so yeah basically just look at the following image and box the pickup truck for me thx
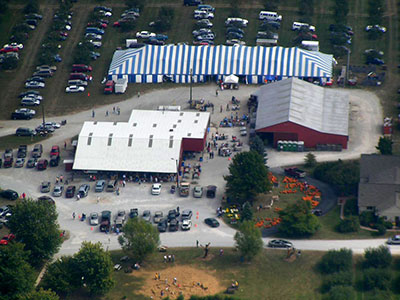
[100,210,111,232]
[284,167,306,178]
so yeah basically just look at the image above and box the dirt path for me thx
[44,7,90,114]
[0,5,55,115]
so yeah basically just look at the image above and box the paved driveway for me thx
[0,84,384,255]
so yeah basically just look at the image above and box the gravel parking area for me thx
[0,84,382,255]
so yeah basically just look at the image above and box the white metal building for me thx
[73,110,210,173]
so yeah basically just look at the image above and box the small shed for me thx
[223,74,239,90]
[63,159,74,172]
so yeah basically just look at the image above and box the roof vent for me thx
[128,134,133,147]
[180,112,184,116]
[87,132,93,145]
[178,119,182,123]
[148,135,153,148]
[194,120,198,123]
[93,121,97,125]
[113,122,117,125]
[173,124,177,128]
[187,133,192,137]
[133,123,137,127]
[196,112,200,117]
[169,129,173,132]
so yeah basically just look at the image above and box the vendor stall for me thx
[223,74,239,90]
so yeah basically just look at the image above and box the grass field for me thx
[0,133,52,151]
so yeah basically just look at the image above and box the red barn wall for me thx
[256,121,348,149]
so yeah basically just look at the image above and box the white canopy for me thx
[223,74,239,84]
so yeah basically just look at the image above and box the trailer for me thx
[115,77,128,94]
[126,39,138,48]
[301,40,319,51]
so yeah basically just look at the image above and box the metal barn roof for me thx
[255,78,349,136]
[73,110,210,173]
[108,45,333,78]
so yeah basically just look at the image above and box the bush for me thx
[376,224,386,235]
[343,198,358,216]
[336,216,359,233]
[323,285,354,300]
[364,246,392,268]
[361,268,391,291]
[321,271,352,293]
[304,152,317,168]
[359,211,376,227]
[318,248,353,274]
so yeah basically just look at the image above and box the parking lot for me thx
[0,82,383,255]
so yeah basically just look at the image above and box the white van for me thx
[292,21,315,32]
[259,11,282,21]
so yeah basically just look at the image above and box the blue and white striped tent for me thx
[108,45,333,84]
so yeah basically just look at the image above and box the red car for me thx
[0,234,15,245]
[0,46,19,53]
[104,80,115,94]
[37,159,48,170]
[50,145,60,156]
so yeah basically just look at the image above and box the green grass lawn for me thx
[67,248,326,300]
[0,133,52,151]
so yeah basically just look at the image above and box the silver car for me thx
[142,210,151,222]
[52,185,64,197]
[89,212,99,225]
[387,235,400,245]
[193,186,203,198]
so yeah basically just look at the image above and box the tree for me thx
[41,256,76,296]
[7,199,62,265]
[361,268,391,291]
[304,152,317,168]
[335,216,359,233]
[321,271,352,293]
[249,135,265,158]
[318,248,353,274]
[323,285,354,300]
[118,217,160,263]
[224,151,271,205]
[22,288,59,300]
[0,242,36,300]
[278,200,320,237]
[24,0,39,14]
[234,220,263,261]
[73,242,114,295]
[363,246,392,268]
[241,202,253,222]
[376,136,393,155]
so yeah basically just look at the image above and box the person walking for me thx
[92,110,95,118]
[117,107,121,115]
[105,110,109,116]
[216,89,219,96]
[196,240,199,248]
[72,212,76,220]
[220,105,223,113]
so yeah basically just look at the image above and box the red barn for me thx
[254,78,349,149]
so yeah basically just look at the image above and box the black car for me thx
[49,155,60,167]
[26,158,37,168]
[37,196,55,205]
[168,209,179,222]
[19,90,40,98]
[157,218,168,232]
[11,112,33,120]
[0,189,19,200]
[204,217,219,227]
[65,186,76,198]
[169,218,179,231]
[129,208,139,218]
[268,239,293,248]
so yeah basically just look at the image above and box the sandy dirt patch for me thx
[134,265,226,299]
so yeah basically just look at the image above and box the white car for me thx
[65,24,71,31]
[181,219,192,230]
[4,43,23,50]
[194,10,214,19]
[15,108,36,116]
[25,81,45,88]
[98,10,112,17]
[89,212,99,225]
[225,18,248,27]
[88,40,102,48]
[45,121,61,129]
[151,183,161,195]
[21,98,40,106]
[365,25,386,33]
[65,85,85,93]
[136,31,156,39]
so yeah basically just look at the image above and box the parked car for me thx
[0,205,11,217]
[78,184,90,198]
[136,31,156,38]
[49,155,60,167]
[37,195,55,205]
[65,186,76,198]
[365,25,386,33]
[50,146,60,157]
[192,28,213,36]
[33,69,53,77]
[157,218,168,232]
[153,211,163,223]
[26,158,37,168]
[104,80,115,94]
[204,217,219,227]
[193,186,203,198]
[142,210,151,222]
[225,18,248,27]
[19,90,40,98]
[65,85,85,93]
[25,81,45,88]
[36,159,48,170]
[95,180,106,192]
[21,98,40,106]
[32,144,43,158]
[0,46,19,53]
[268,239,293,248]
[11,111,34,120]
[284,167,306,178]
[3,42,23,49]
[206,185,217,198]
[193,10,214,19]
[15,128,36,136]
[0,189,18,200]
[52,185,64,197]
[3,158,13,168]
[129,208,139,219]
[151,183,161,195]
[181,219,192,230]
[168,209,178,222]
[40,181,51,193]
[68,79,88,87]
[169,218,179,231]
[90,212,99,225]
[0,234,15,245]
[14,158,24,168]
[197,19,213,28]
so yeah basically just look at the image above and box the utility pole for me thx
[344,47,351,88]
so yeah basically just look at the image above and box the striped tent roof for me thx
[108,45,333,78]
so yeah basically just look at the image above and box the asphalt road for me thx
[0,84,387,256]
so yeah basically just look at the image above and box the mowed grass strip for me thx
[0,133,52,151]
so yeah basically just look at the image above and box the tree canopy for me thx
[22,288,59,300]
[234,220,263,261]
[73,242,115,295]
[0,242,36,300]
[376,136,393,155]
[41,256,76,296]
[118,217,160,263]
[224,151,271,205]
[278,200,320,237]
[7,199,62,265]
